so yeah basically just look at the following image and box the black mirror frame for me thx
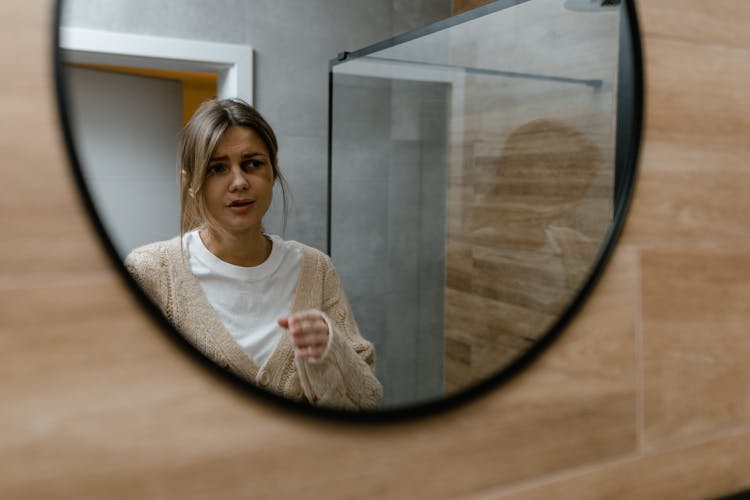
[53,0,644,423]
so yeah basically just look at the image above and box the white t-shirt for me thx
[183,230,301,368]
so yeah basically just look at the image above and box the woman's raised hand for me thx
[277,310,330,360]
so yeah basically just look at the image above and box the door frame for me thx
[59,27,253,103]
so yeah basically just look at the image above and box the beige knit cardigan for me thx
[124,237,383,410]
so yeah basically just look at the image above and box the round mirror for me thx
[54,0,642,418]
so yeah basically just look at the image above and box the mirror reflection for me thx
[331,0,625,406]
[59,0,636,411]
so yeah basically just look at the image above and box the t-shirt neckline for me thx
[186,230,285,282]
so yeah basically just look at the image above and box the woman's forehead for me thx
[212,126,269,158]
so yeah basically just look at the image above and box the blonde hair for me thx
[179,98,288,234]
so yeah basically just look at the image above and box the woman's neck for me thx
[199,227,271,267]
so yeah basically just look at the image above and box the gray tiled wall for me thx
[331,75,449,407]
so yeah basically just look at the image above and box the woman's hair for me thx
[178,98,288,234]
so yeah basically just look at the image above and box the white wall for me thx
[67,66,183,258]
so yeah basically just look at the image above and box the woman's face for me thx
[202,126,275,237]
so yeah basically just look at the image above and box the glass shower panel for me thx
[330,74,450,407]
[329,0,620,409]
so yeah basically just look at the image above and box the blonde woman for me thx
[125,98,382,410]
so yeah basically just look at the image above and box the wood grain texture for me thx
[443,3,619,389]
[624,37,750,245]
[638,0,750,49]
[463,429,750,500]
[0,0,749,498]
[642,243,750,448]
[0,0,111,285]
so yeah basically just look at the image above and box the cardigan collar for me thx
[159,236,317,386]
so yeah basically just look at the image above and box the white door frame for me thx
[59,27,253,103]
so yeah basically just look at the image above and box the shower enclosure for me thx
[328,0,622,408]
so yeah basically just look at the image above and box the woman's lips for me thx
[227,200,254,212]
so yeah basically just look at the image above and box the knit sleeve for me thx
[294,255,383,410]
[124,244,172,321]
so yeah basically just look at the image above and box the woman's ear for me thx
[181,170,195,198]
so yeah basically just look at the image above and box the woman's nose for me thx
[229,166,249,190]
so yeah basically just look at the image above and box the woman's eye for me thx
[207,164,225,175]
[243,160,264,170]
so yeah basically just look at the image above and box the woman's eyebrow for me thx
[209,151,267,162]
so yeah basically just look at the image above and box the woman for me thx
[125,98,382,410]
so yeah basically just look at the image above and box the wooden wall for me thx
[443,2,618,392]
[1,1,748,498]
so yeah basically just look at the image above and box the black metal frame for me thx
[335,0,531,65]
[54,0,644,423]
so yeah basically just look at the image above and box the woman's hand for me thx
[277,310,330,360]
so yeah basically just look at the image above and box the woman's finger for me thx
[295,332,326,349]
[281,310,329,358]
[289,318,326,338]
[292,333,328,358]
